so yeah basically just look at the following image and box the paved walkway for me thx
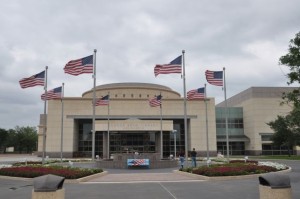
[82,160,209,183]
[87,172,200,183]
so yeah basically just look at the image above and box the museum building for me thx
[38,82,217,158]
[37,83,299,158]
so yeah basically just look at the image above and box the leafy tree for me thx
[268,31,300,155]
[279,31,300,106]
[0,128,8,153]
[0,126,37,153]
[14,126,37,153]
[267,115,300,156]
[5,129,17,150]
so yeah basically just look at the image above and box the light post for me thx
[171,130,177,159]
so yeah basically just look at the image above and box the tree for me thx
[0,128,8,153]
[279,31,300,106]
[267,115,300,156]
[0,126,37,153]
[267,31,300,155]
[5,129,16,149]
[14,126,38,153]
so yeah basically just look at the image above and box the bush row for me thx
[180,162,283,177]
[0,165,102,179]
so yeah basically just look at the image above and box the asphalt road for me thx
[0,155,299,199]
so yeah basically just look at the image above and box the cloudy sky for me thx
[1,0,300,129]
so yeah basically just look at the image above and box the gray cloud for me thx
[0,0,299,129]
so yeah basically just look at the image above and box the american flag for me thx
[149,95,162,107]
[64,55,93,76]
[95,95,109,106]
[154,55,182,77]
[128,159,149,166]
[19,71,45,89]
[205,70,223,86]
[187,87,205,100]
[41,86,62,101]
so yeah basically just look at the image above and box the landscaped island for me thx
[0,160,102,179]
[180,160,288,177]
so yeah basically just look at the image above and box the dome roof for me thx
[82,82,181,99]
[95,82,172,90]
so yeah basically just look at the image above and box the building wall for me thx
[41,83,217,157]
[242,98,290,154]
[217,87,294,155]
[41,85,298,157]
[189,98,216,155]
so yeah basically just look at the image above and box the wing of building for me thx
[217,87,298,156]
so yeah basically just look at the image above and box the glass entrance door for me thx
[110,132,156,154]
[217,143,232,156]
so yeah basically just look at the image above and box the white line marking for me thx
[159,182,177,199]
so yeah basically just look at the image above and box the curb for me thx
[66,171,108,183]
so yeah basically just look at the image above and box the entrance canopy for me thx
[95,120,173,131]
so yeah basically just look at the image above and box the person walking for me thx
[191,148,197,167]
[179,150,185,169]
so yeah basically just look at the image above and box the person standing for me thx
[191,148,197,167]
[179,150,185,169]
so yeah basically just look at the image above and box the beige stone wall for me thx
[235,98,291,152]
[45,85,297,156]
[83,88,180,99]
[189,98,216,153]
[95,120,174,131]
[82,83,181,99]
[42,84,217,156]
[45,99,92,155]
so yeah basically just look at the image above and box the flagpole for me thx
[182,50,188,164]
[92,49,97,161]
[205,84,210,162]
[107,92,110,159]
[60,83,64,162]
[160,92,163,159]
[42,66,48,165]
[223,67,229,161]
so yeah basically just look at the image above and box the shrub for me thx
[0,165,102,179]
[229,160,258,164]
[188,162,279,177]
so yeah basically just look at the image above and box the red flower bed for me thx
[0,166,102,179]
[186,163,277,177]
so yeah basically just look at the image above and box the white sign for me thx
[95,120,173,131]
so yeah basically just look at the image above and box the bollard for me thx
[32,174,65,199]
[258,173,292,199]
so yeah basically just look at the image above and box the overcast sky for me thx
[1,0,300,129]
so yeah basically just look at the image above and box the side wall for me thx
[238,98,291,155]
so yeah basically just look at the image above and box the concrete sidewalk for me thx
[0,154,41,164]
[85,171,204,183]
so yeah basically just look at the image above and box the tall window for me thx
[78,120,103,157]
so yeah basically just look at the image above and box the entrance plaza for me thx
[0,154,300,199]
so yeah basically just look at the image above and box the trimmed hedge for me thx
[0,165,102,179]
[181,162,280,177]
